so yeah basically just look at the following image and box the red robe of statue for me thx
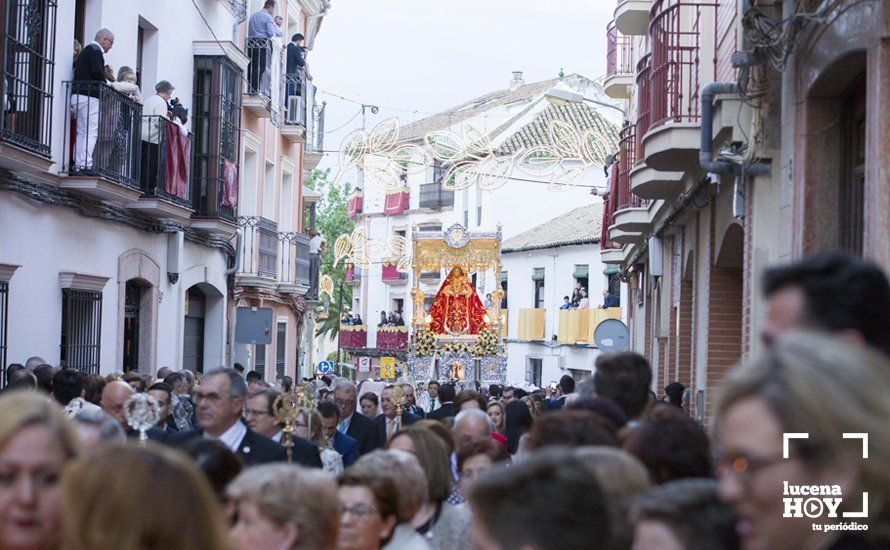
[428,266,489,336]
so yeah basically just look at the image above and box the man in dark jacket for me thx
[427,383,456,421]
[166,368,286,466]
[284,33,305,106]
[374,385,422,443]
[332,380,381,455]
[70,28,113,171]
[244,387,322,468]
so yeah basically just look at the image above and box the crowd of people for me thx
[378,311,406,327]
[559,283,620,311]
[1,253,889,549]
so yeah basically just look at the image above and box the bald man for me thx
[100,380,167,442]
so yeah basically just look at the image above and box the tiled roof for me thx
[502,203,604,253]
[494,101,620,155]
[398,78,561,142]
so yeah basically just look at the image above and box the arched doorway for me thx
[122,280,147,372]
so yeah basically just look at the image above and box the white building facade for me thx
[0,0,326,379]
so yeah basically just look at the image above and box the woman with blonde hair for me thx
[0,391,81,550]
[486,400,506,435]
[61,444,227,550]
[714,332,890,550]
[295,408,343,475]
[228,463,340,550]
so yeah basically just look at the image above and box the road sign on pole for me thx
[317,360,334,374]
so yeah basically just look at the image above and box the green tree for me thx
[306,168,354,339]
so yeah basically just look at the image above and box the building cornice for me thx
[59,272,110,292]
[0,264,21,283]
[192,40,250,73]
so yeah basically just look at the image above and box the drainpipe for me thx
[225,229,243,276]
[700,82,770,177]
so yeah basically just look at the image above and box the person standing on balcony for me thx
[577,289,590,310]
[285,33,306,108]
[307,228,325,300]
[601,290,620,308]
[140,80,174,191]
[71,28,114,172]
[247,0,282,96]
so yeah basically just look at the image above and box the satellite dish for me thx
[594,318,630,352]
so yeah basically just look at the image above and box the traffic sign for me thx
[317,360,335,373]
[380,357,396,379]
[594,318,630,351]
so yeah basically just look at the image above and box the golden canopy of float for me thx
[410,223,504,337]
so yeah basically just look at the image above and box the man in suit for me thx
[318,401,359,467]
[147,382,179,433]
[332,380,381,455]
[424,380,441,414]
[374,385,423,443]
[167,368,285,466]
[400,382,425,418]
[71,28,113,171]
[544,374,576,412]
[427,383,456,421]
[100,380,167,442]
[244,387,322,468]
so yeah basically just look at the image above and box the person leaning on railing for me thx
[140,80,175,189]
[70,28,114,172]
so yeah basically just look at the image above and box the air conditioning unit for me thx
[285,95,304,125]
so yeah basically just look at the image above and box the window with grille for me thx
[1,0,58,156]
[0,282,8,385]
[60,289,102,373]
[192,55,242,221]
[275,322,286,378]
[257,218,278,277]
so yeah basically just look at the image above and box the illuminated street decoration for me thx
[333,117,617,194]
[332,226,412,272]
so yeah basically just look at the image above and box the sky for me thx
[309,0,615,170]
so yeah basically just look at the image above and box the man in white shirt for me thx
[307,228,325,300]
[140,80,174,190]
[167,368,285,466]
[70,28,114,171]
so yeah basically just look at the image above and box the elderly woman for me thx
[337,470,400,550]
[228,463,340,550]
[387,427,472,550]
[457,436,510,495]
[0,391,81,550]
[347,449,431,549]
[714,332,890,550]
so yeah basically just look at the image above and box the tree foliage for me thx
[306,168,354,339]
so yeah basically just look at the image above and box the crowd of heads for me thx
[1,252,889,549]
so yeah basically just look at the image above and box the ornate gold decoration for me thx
[333,226,412,273]
[272,389,302,464]
[319,275,334,300]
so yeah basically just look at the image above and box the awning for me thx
[573,264,589,279]
[531,268,545,281]
[603,265,620,276]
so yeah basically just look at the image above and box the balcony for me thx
[339,325,368,349]
[589,307,623,342]
[377,326,409,350]
[126,115,193,223]
[60,82,142,202]
[601,247,627,265]
[382,263,408,285]
[419,182,454,209]
[0,1,57,176]
[634,54,651,167]
[384,186,410,216]
[278,232,311,295]
[642,0,717,172]
[344,264,362,286]
[236,216,310,293]
[244,37,275,118]
[347,190,363,219]
[604,21,635,99]
[281,72,313,143]
[517,308,545,341]
[557,310,590,344]
[630,162,684,200]
[615,0,652,35]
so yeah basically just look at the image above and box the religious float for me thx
[405,223,507,386]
